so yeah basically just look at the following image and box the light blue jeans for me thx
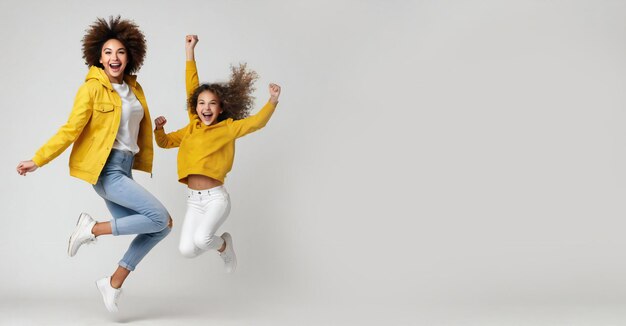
[93,149,171,271]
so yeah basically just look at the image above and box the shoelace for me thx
[82,237,97,246]
[114,289,121,301]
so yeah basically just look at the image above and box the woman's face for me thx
[196,90,223,126]
[99,39,128,84]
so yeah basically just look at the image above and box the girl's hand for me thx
[269,83,281,104]
[16,160,38,176]
[154,116,167,130]
[186,35,199,50]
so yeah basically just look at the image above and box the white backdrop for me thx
[3,0,626,323]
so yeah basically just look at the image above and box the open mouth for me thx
[202,112,213,120]
[110,63,122,72]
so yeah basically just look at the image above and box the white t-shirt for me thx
[111,82,144,154]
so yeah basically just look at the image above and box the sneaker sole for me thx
[67,213,90,257]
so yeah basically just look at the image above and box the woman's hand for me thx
[154,116,167,130]
[185,35,199,61]
[16,160,38,176]
[269,83,281,104]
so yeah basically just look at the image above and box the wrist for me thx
[185,49,195,61]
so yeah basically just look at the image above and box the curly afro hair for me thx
[82,16,146,75]
[188,63,259,121]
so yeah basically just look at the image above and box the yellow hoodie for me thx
[32,66,154,184]
[154,61,276,184]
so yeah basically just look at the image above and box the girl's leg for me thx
[179,198,204,258]
[192,192,231,252]
[179,189,231,257]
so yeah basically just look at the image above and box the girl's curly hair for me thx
[188,63,259,121]
[82,16,146,75]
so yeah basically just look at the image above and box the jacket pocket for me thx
[69,135,96,166]
[94,104,115,113]
[91,103,117,127]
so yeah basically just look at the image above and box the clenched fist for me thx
[269,83,281,104]
[154,116,167,130]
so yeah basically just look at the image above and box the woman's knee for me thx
[146,223,171,241]
[150,209,170,231]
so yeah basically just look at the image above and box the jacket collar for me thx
[85,66,138,90]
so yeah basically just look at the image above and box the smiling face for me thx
[196,90,223,125]
[99,39,128,84]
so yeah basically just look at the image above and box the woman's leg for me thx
[96,172,170,235]
[95,181,171,269]
[93,165,171,283]
[98,199,171,287]
[88,193,167,287]
[90,197,135,236]
[118,226,171,272]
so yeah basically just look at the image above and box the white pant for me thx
[179,186,231,258]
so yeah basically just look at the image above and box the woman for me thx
[15,16,171,313]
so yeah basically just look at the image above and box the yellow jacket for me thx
[32,66,154,184]
[154,61,276,184]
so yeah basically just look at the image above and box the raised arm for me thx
[154,116,187,148]
[229,83,281,138]
[185,35,200,122]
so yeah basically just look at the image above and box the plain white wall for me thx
[3,0,626,309]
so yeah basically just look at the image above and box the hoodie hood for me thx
[85,66,138,90]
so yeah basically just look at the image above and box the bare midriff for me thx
[187,174,223,190]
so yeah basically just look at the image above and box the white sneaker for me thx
[219,232,237,273]
[96,276,121,313]
[67,212,96,257]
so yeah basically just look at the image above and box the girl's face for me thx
[99,39,128,84]
[196,90,223,125]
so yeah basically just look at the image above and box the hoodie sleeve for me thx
[155,125,188,148]
[32,83,94,167]
[186,60,200,122]
[227,101,277,139]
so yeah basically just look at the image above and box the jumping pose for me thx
[16,16,172,312]
[153,35,281,272]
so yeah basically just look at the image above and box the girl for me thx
[153,35,281,272]
[16,16,172,312]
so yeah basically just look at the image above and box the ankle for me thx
[109,278,122,289]
[218,241,226,253]
[91,223,98,237]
